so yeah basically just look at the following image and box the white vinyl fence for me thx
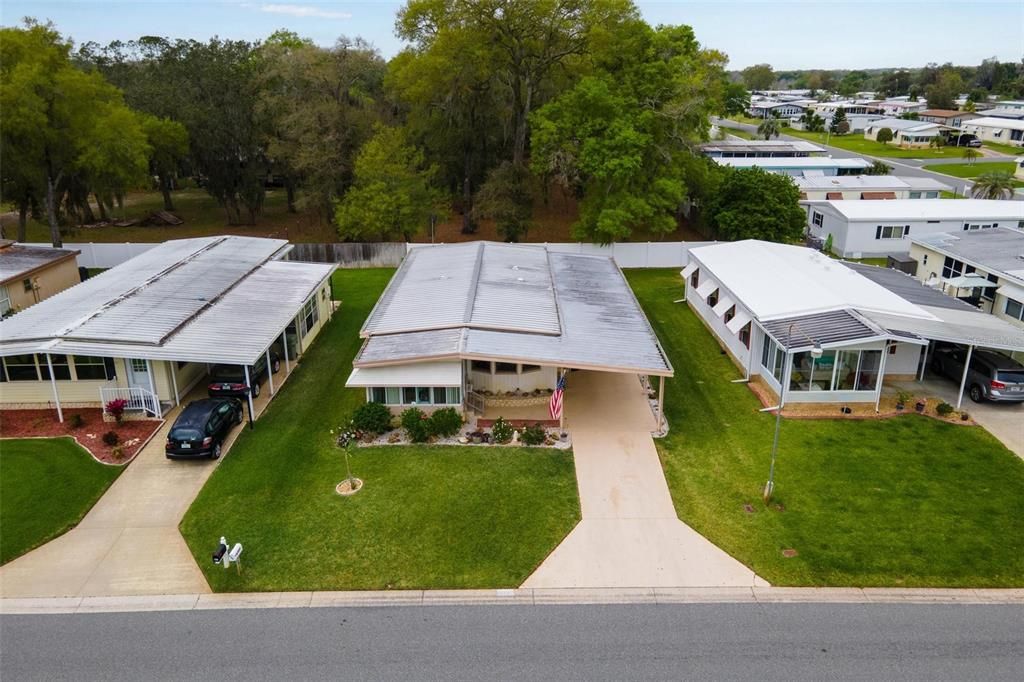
[29,240,714,270]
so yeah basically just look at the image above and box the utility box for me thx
[886,254,917,276]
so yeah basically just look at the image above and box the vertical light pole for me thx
[764,323,822,504]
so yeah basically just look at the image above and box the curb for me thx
[3,586,1023,615]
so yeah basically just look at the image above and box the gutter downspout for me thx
[244,365,255,429]
[46,353,63,423]
[956,345,974,410]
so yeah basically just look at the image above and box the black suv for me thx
[931,345,1024,403]
[207,350,281,399]
[166,398,243,459]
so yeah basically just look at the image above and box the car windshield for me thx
[169,427,203,441]
[210,365,245,381]
[996,370,1024,384]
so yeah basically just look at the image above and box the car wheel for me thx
[234,410,243,425]
[272,359,281,374]
[252,383,261,398]
[211,443,222,460]
[969,384,984,403]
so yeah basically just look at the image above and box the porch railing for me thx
[99,386,160,417]
[465,390,486,414]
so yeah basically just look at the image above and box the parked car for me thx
[947,133,981,147]
[931,345,1024,403]
[165,398,243,459]
[207,350,281,398]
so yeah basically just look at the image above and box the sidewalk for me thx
[3,586,1022,615]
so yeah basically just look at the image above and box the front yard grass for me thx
[179,268,580,591]
[0,438,122,564]
[627,268,1024,587]
[982,141,1024,156]
[784,128,968,159]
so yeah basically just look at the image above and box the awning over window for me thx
[726,309,752,334]
[712,294,734,317]
[826,191,843,199]
[346,361,462,388]
[996,281,1024,302]
[861,191,897,199]
[681,262,698,279]
[696,279,717,298]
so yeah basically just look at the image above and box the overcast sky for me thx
[3,1,1021,70]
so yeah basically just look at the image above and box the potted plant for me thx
[895,390,913,411]
[915,399,926,413]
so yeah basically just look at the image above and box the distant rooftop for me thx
[714,157,872,170]
[819,199,1024,221]
[866,117,942,132]
[795,175,949,192]
[964,117,1024,131]
[912,228,1024,281]
[0,242,80,285]
[701,139,825,155]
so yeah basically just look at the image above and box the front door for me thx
[125,359,157,414]
[127,358,150,389]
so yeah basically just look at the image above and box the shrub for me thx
[491,417,513,444]
[111,445,125,461]
[896,391,913,405]
[936,402,954,417]
[428,407,463,438]
[102,430,120,446]
[876,127,893,145]
[68,413,85,429]
[105,398,128,423]
[520,423,546,446]
[400,407,430,443]
[352,402,393,435]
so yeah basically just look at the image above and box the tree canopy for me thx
[707,167,806,243]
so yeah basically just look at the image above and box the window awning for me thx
[726,309,752,334]
[346,361,462,388]
[826,191,843,199]
[996,281,1024,302]
[696,280,717,298]
[943,273,992,289]
[712,294,734,317]
[681,262,698,279]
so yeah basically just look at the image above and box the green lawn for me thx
[785,128,969,159]
[0,438,123,564]
[179,268,580,592]
[921,161,1024,188]
[627,269,1024,587]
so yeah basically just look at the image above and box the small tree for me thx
[865,160,892,175]
[105,398,128,424]
[823,233,834,255]
[835,120,850,135]
[829,107,848,135]
[928,135,946,149]
[472,162,534,242]
[876,127,894,145]
[970,171,1015,199]
[708,167,806,243]
[962,147,980,165]
[757,113,782,140]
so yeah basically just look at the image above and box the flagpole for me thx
[558,368,565,433]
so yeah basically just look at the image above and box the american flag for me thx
[549,372,566,420]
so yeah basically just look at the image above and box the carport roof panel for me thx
[843,262,982,312]
[863,305,1024,353]
[760,309,892,350]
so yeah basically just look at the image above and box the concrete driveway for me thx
[523,371,767,589]
[0,375,287,598]
[890,375,1024,459]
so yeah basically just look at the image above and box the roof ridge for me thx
[462,241,485,325]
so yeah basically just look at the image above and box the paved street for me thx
[3,603,1022,680]
[523,371,765,589]
[713,118,1023,199]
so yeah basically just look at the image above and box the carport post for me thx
[45,353,64,423]
[956,344,974,410]
[145,359,159,417]
[657,376,665,432]
[266,348,275,396]
[244,365,256,429]
[282,333,291,374]
[918,342,931,382]
[874,342,890,413]
[170,364,180,406]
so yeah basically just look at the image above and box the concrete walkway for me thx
[523,372,767,589]
[0,375,286,599]
[890,375,1023,459]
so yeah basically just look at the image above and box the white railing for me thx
[465,391,486,415]
[99,386,160,417]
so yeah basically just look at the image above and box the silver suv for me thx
[931,345,1024,403]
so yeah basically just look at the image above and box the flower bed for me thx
[0,408,163,464]
[352,422,571,449]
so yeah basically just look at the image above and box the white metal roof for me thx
[863,305,1024,353]
[714,157,872,170]
[866,117,941,132]
[688,240,935,321]
[355,242,672,376]
[346,362,462,387]
[795,175,949,192]
[911,228,1024,281]
[963,116,1024,131]
[819,199,1024,221]
[0,237,335,365]
[0,243,80,285]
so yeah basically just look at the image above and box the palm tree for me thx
[758,113,781,140]
[970,170,1016,199]
[962,147,980,164]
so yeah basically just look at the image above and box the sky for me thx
[2,1,1022,71]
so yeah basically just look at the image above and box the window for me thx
[0,286,10,318]
[875,224,909,240]
[22,278,32,292]
[299,297,319,337]
[386,387,401,404]
[73,355,114,381]
[707,288,719,308]
[403,387,418,404]
[689,268,699,289]
[724,305,736,324]
[812,211,823,227]
[738,322,751,349]
[925,191,939,199]
[520,364,541,373]
[942,256,964,280]
[416,387,431,403]
[760,336,785,385]
[38,354,71,381]
[1005,298,1024,322]
[494,362,517,374]
[908,191,921,199]
[471,360,492,373]
[3,354,39,381]
[446,387,461,404]
[922,254,928,265]
[788,348,884,393]
[980,273,999,301]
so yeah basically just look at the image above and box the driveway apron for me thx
[523,371,767,589]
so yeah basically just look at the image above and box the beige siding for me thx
[297,282,333,351]
[0,378,108,406]
[4,258,81,314]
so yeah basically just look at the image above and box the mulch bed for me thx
[0,408,163,464]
